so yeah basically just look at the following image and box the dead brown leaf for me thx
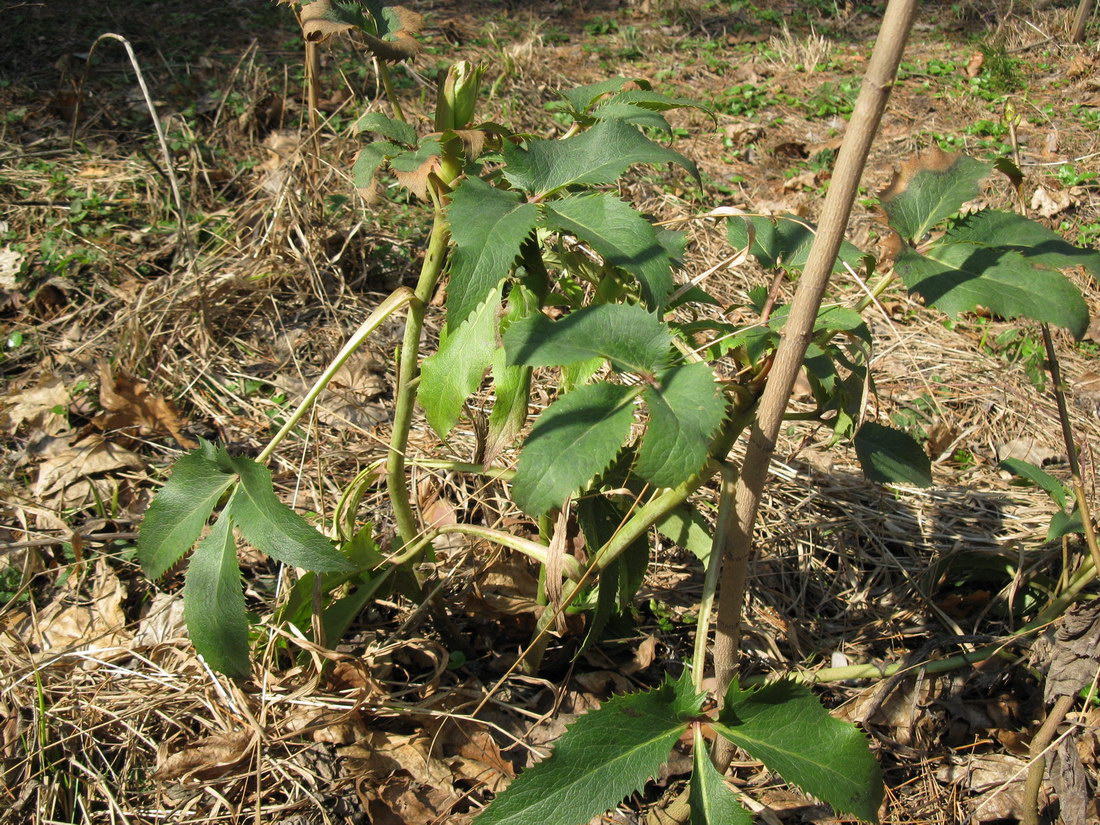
[964,51,984,78]
[0,376,70,436]
[155,730,255,782]
[1030,186,1075,218]
[26,560,131,662]
[32,433,144,501]
[94,361,196,448]
[994,437,1063,467]
[300,0,423,62]
[1040,599,1100,702]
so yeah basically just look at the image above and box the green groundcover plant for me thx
[136,3,1100,821]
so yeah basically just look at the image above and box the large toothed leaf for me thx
[689,727,752,825]
[502,119,698,197]
[727,215,865,274]
[853,421,932,487]
[183,508,249,678]
[590,102,673,135]
[544,194,676,308]
[636,362,726,489]
[895,243,1089,337]
[420,284,502,438]
[879,148,992,243]
[228,455,354,572]
[715,680,883,823]
[504,302,672,374]
[511,383,636,516]
[447,175,539,329]
[138,443,237,580]
[476,673,703,825]
[942,209,1100,278]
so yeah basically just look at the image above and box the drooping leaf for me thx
[352,140,401,192]
[544,194,676,308]
[559,78,647,114]
[511,383,636,516]
[182,509,249,678]
[689,726,752,825]
[420,284,502,438]
[999,457,1070,509]
[636,363,726,489]
[476,673,703,825]
[352,112,417,146]
[941,209,1100,278]
[1048,508,1085,541]
[853,421,932,488]
[727,215,865,274]
[502,119,698,197]
[715,679,883,823]
[895,243,1089,337]
[138,444,237,579]
[228,455,355,571]
[300,0,423,60]
[879,148,992,243]
[656,504,714,563]
[447,176,539,329]
[504,302,672,375]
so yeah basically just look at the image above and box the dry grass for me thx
[2,0,1100,822]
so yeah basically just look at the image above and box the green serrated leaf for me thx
[182,509,249,678]
[945,209,1100,278]
[636,363,726,489]
[447,176,539,329]
[486,287,538,460]
[352,112,417,146]
[504,303,672,375]
[544,194,676,308]
[511,383,637,516]
[228,456,354,572]
[999,457,1070,509]
[420,284,502,438]
[853,421,932,487]
[590,102,673,135]
[612,89,707,113]
[352,140,401,190]
[715,680,883,823]
[727,215,865,274]
[477,674,702,825]
[1048,507,1085,541]
[560,78,646,113]
[503,119,698,197]
[690,727,752,825]
[880,150,992,243]
[138,447,237,580]
[895,243,1089,337]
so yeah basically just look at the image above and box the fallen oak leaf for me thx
[95,361,197,448]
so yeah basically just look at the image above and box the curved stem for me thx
[386,211,451,550]
[377,60,406,123]
[258,288,417,464]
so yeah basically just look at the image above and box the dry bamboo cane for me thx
[708,0,919,772]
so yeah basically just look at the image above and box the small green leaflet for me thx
[447,176,539,329]
[635,363,727,489]
[352,140,401,190]
[689,727,752,825]
[853,421,932,488]
[182,507,249,678]
[727,215,865,274]
[420,283,502,438]
[544,193,676,309]
[559,77,647,114]
[138,443,236,579]
[895,243,1089,337]
[511,383,636,516]
[502,119,698,197]
[715,679,883,823]
[476,673,703,825]
[228,455,354,572]
[485,285,539,461]
[504,302,672,375]
[880,150,992,244]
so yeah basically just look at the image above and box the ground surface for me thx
[2,1,1100,823]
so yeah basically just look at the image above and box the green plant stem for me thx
[377,60,406,123]
[1023,692,1077,825]
[388,524,584,580]
[1040,323,1100,576]
[258,287,417,465]
[692,463,738,691]
[386,210,452,552]
[709,0,918,771]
